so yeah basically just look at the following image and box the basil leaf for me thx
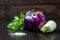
[7,12,25,31]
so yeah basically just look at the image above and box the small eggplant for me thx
[41,20,57,33]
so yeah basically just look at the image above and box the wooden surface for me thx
[0,0,60,19]
[0,19,60,40]
[0,0,60,5]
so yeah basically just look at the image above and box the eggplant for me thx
[25,10,46,31]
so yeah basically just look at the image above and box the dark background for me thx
[0,0,60,19]
[0,0,60,40]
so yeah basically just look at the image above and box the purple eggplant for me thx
[25,10,46,31]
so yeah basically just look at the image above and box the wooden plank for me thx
[0,12,5,18]
[3,5,59,19]
[9,5,57,13]
[0,0,60,5]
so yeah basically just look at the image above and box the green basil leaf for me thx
[7,12,25,31]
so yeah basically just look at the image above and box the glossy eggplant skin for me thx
[24,11,46,31]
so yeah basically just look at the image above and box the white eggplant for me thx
[41,20,57,33]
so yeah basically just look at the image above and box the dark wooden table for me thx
[0,19,60,40]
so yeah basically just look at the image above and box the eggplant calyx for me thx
[26,10,34,16]
[41,26,50,33]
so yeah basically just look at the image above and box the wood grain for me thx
[0,0,60,19]
[0,0,60,5]
[3,5,60,19]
